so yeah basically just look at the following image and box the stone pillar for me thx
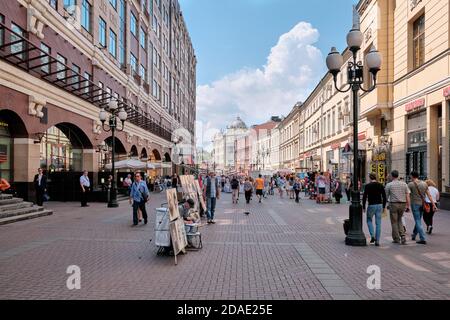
[428,105,439,184]
[442,99,449,191]
[13,138,40,201]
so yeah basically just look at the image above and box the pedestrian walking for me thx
[385,170,410,245]
[408,172,437,244]
[80,170,91,207]
[316,172,327,203]
[293,178,301,203]
[244,178,253,204]
[172,174,179,190]
[345,176,352,203]
[231,176,239,204]
[254,174,265,203]
[123,174,133,196]
[204,172,220,224]
[333,178,343,204]
[129,172,149,226]
[33,168,47,207]
[424,179,439,234]
[363,173,387,246]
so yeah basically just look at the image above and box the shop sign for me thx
[331,143,340,150]
[371,164,377,174]
[372,152,386,162]
[444,86,450,99]
[0,121,8,127]
[405,98,425,113]
[0,145,7,163]
[378,164,386,184]
[358,133,366,141]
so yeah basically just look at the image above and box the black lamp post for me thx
[99,100,127,208]
[326,18,382,246]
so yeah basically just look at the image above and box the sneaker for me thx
[370,237,376,244]
[211,220,216,224]
[401,238,407,245]
[375,242,380,247]
[429,226,433,235]
[392,240,400,244]
[416,240,427,245]
[411,234,416,241]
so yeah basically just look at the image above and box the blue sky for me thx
[178,0,357,148]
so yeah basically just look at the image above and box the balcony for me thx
[0,23,171,141]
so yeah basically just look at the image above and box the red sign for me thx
[358,133,366,141]
[331,143,340,150]
[444,86,450,99]
[405,98,425,112]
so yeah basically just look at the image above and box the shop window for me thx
[40,126,83,172]
[0,119,12,181]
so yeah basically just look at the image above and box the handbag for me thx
[413,181,431,214]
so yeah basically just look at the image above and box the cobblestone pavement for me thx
[1,191,450,300]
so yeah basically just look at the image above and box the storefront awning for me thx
[105,159,156,170]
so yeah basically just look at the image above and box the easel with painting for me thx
[165,188,188,265]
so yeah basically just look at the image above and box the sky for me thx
[178,0,357,149]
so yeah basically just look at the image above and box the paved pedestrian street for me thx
[1,192,450,300]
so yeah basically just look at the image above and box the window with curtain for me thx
[412,14,425,69]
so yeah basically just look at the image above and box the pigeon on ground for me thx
[244,211,250,215]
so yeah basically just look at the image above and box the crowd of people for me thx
[24,166,443,248]
[207,168,441,247]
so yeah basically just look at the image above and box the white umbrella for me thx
[105,159,148,170]
[148,162,172,169]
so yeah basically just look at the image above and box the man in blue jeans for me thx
[203,172,220,224]
[129,172,149,226]
[407,171,437,245]
[363,173,387,247]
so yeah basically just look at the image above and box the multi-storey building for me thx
[279,103,301,171]
[299,50,355,178]
[390,0,449,192]
[0,0,196,201]
[212,117,248,174]
[249,118,280,172]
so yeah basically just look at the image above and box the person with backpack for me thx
[231,176,240,204]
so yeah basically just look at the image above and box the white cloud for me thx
[196,21,326,149]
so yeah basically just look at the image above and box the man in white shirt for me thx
[80,170,91,207]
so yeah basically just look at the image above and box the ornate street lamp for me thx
[99,100,127,208]
[326,16,382,246]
